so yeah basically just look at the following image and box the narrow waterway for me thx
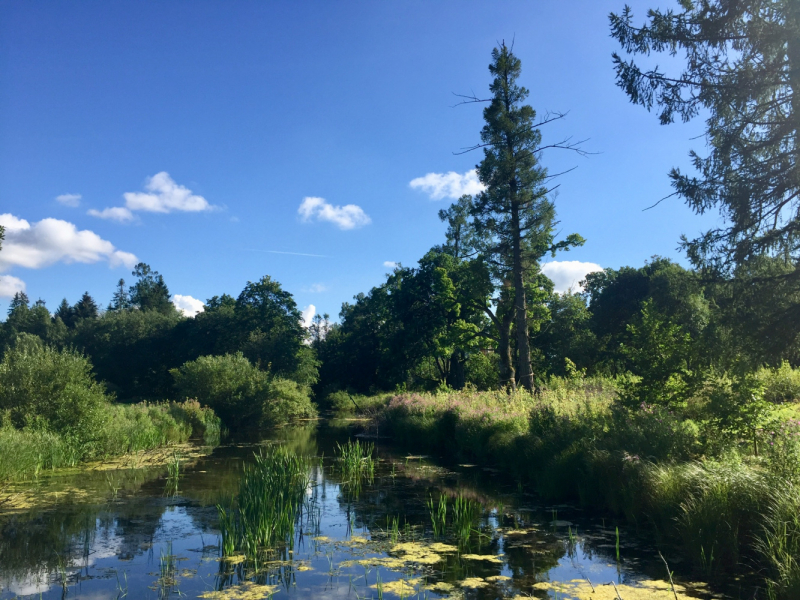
[0,422,728,599]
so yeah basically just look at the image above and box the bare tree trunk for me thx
[511,203,535,391]
[497,308,515,390]
[447,350,467,390]
[478,295,515,390]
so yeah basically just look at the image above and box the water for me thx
[0,422,728,599]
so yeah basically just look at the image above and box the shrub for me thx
[757,361,800,404]
[759,418,800,481]
[464,352,500,390]
[171,353,316,429]
[0,334,108,441]
[263,377,317,423]
[171,352,269,428]
[327,390,357,412]
[325,390,387,414]
[169,398,223,443]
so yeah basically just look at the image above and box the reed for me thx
[164,451,181,497]
[452,494,480,544]
[336,439,375,480]
[427,494,447,538]
[216,447,310,556]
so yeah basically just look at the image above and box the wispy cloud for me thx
[541,260,603,293]
[383,261,399,269]
[247,249,328,258]
[87,207,135,222]
[172,294,205,317]
[298,197,371,230]
[0,213,138,272]
[89,172,215,222]
[409,169,485,200]
[55,193,81,207]
[307,283,328,293]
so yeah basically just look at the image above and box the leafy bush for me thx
[464,352,499,390]
[169,398,222,443]
[0,334,108,441]
[263,377,317,423]
[327,390,357,412]
[171,352,316,429]
[759,418,800,481]
[757,361,800,404]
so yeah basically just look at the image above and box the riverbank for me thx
[0,399,220,484]
[339,379,800,598]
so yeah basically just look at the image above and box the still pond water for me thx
[0,422,730,600]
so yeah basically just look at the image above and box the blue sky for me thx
[0,0,716,321]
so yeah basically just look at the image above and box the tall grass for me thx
[336,439,375,480]
[425,492,480,544]
[757,484,800,599]
[428,494,447,538]
[0,400,220,483]
[217,447,310,556]
[372,380,800,598]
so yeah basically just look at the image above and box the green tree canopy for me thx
[130,263,175,314]
[611,1,800,275]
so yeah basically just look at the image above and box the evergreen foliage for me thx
[611,1,800,276]
[469,43,585,390]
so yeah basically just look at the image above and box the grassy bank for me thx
[0,399,220,483]
[346,379,800,598]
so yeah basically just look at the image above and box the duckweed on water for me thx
[371,577,422,595]
[198,582,280,599]
[461,553,504,563]
[459,577,489,588]
[390,541,447,564]
[528,579,713,600]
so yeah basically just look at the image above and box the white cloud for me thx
[87,207,135,222]
[541,260,603,293]
[409,169,486,200]
[0,274,26,298]
[298,197,371,230]
[383,261,399,269]
[56,193,81,207]
[301,304,316,328]
[172,294,205,317]
[124,172,212,213]
[0,213,138,272]
[308,283,328,293]
[89,172,214,222]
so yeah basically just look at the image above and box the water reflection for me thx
[0,423,726,599]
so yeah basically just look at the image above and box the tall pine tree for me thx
[108,278,131,311]
[73,292,99,321]
[468,44,584,390]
